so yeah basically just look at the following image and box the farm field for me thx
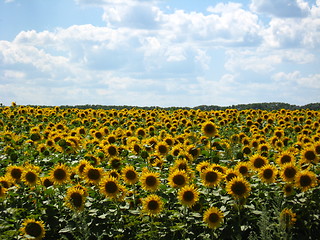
[1,104,320,239]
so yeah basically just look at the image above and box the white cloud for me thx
[250,0,309,18]
[273,71,320,89]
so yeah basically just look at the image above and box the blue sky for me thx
[0,0,319,107]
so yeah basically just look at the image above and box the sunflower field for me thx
[1,104,320,240]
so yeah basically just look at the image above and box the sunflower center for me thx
[0,180,9,188]
[78,164,86,174]
[304,151,316,161]
[105,181,118,193]
[178,163,187,171]
[243,147,251,155]
[208,213,219,223]
[125,170,136,180]
[88,169,100,180]
[147,200,159,210]
[263,169,273,179]
[26,172,37,183]
[173,175,186,186]
[146,176,157,187]
[205,171,218,183]
[253,158,265,168]
[108,136,116,144]
[54,169,67,180]
[226,173,237,182]
[183,191,194,202]
[25,222,42,237]
[239,166,248,175]
[108,146,117,156]
[11,169,22,179]
[111,159,121,169]
[284,167,296,179]
[280,155,292,164]
[231,181,246,196]
[158,145,168,154]
[204,124,216,135]
[71,192,83,208]
[43,178,53,187]
[300,175,312,187]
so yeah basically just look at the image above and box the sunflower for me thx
[0,176,12,189]
[168,169,188,188]
[280,163,298,182]
[200,168,222,187]
[142,194,163,216]
[41,176,54,188]
[65,185,87,211]
[196,161,211,173]
[173,158,189,172]
[83,165,104,185]
[22,165,40,186]
[49,163,69,185]
[295,170,317,192]
[0,185,7,198]
[250,154,268,170]
[20,219,46,240]
[203,206,224,229]
[283,183,295,197]
[300,147,318,164]
[109,157,122,170]
[140,171,160,192]
[156,141,169,155]
[224,168,239,182]
[258,164,278,184]
[100,176,123,199]
[76,159,92,176]
[276,151,295,166]
[226,176,251,199]
[122,165,139,185]
[105,144,118,157]
[6,165,23,182]
[202,121,218,137]
[280,208,296,228]
[177,184,199,207]
[185,145,200,160]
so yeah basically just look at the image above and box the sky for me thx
[0,0,320,107]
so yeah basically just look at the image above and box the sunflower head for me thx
[65,185,87,212]
[50,163,69,185]
[300,147,318,164]
[100,176,125,199]
[280,163,298,182]
[140,171,160,192]
[142,194,163,216]
[122,165,139,185]
[276,151,295,166]
[202,121,218,137]
[20,219,46,240]
[83,166,104,185]
[200,168,222,187]
[168,169,188,188]
[6,165,24,182]
[0,185,7,198]
[250,154,268,170]
[258,164,278,184]
[226,176,251,199]
[283,183,295,197]
[295,170,317,192]
[177,184,199,207]
[280,208,296,228]
[203,206,224,229]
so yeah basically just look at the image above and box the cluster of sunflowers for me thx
[0,104,319,239]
